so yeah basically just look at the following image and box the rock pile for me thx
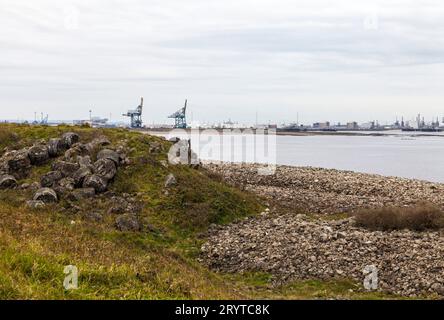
[204,162,444,214]
[106,193,144,231]
[0,132,128,206]
[201,213,444,297]
[201,162,444,297]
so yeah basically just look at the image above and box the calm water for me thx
[276,135,444,182]
[156,131,444,183]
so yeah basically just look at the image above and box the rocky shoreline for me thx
[201,162,444,298]
[204,162,444,214]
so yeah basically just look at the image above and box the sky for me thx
[1,0,444,126]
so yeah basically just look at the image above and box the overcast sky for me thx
[1,0,444,125]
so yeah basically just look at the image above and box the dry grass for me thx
[0,202,249,299]
[354,203,444,231]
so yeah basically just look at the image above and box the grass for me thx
[0,123,418,300]
[223,272,405,300]
[354,203,444,231]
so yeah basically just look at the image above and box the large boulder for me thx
[33,188,58,203]
[40,171,63,187]
[47,138,63,157]
[0,174,17,189]
[72,166,92,187]
[53,177,76,197]
[93,158,117,181]
[28,145,49,165]
[61,132,80,149]
[107,196,142,215]
[64,148,80,163]
[68,188,96,201]
[85,136,111,154]
[51,160,80,177]
[3,149,31,179]
[64,143,89,162]
[97,149,120,165]
[92,136,111,147]
[83,174,108,193]
[115,214,140,232]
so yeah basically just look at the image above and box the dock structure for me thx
[168,99,187,129]
[123,97,143,128]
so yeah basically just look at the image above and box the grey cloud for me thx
[1,0,444,125]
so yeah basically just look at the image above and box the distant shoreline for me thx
[139,128,444,138]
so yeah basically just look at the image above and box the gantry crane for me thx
[168,99,187,129]
[123,97,144,128]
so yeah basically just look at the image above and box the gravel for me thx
[201,162,444,298]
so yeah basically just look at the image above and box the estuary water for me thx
[155,130,444,183]
[276,134,444,183]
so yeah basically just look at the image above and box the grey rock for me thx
[51,160,80,177]
[77,155,92,168]
[61,132,80,148]
[159,160,168,168]
[28,145,49,165]
[29,181,40,191]
[47,138,63,157]
[68,188,96,201]
[20,183,30,189]
[120,157,131,166]
[85,141,100,154]
[41,171,63,188]
[97,149,120,165]
[57,177,76,191]
[2,149,31,179]
[26,200,46,209]
[164,173,177,188]
[83,174,108,193]
[72,166,92,187]
[0,174,17,189]
[115,214,140,232]
[33,187,58,203]
[53,178,75,198]
[107,196,142,215]
[85,211,103,222]
[64,148,80,163]
[93,158,117,181]
[64,143,89,162]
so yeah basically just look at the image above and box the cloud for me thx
[1,0,444,124]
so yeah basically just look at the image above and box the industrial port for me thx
[2,99,444,133]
